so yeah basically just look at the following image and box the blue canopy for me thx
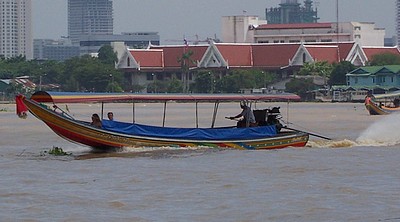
[102,120,277,140]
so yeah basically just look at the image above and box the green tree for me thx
[369,53,400,66]
[298,61,333,86]
[328,61,355,86]
[167,78,183,93]
[98,45,118,65]
[192,71,212,93]
[62,55,122,92]
[285,78,316,99]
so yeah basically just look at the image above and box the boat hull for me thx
[365,98,400,115]
[23,98,309,150]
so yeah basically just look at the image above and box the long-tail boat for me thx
[16,91,309,151]
[365,91,400,115]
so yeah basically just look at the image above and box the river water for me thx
[1,102,399,221]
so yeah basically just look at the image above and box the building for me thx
[34,39,80,61]
[222,16,385,47]
[266,0,318,24]
[79,32,160,55]
[253,22,385,46]
[397,0,400,47]
[346,65,400,91]
[68,0,113,45]
[115,42,400,92]
[221,16,267,43]
[0,0,33,59]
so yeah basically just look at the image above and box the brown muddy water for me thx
[0,102,399,221]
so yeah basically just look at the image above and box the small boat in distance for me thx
[365,91,400,115]
[17,91,309,151]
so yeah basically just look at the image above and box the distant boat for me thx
[17,91,309,151]
[365,91,400,115]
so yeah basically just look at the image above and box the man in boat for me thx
[228,101,257,128]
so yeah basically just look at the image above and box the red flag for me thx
[15,94,28,119]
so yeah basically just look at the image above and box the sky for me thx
[33,0,396,43]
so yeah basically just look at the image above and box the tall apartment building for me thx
[68,0,113,45]
[397,0,400,46]
[0,0,33,59]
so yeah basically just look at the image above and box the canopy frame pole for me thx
[132,100,135,123]
[196,101,199,128]
[162,101,167,127]
[101,102,104,120]
[286,99,290,127]
[211,101,219,128]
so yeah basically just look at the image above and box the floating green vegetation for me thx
[42,146,71,156]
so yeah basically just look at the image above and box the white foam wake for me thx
[356,113,400,146]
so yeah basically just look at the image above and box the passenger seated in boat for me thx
[91,113,102,128]
[107,112,114,121]
[228,101,257,128]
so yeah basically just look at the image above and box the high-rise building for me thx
[397,0,400,47]
[266,0,318,24]
[0,0,33,59]
[68,0,113,45]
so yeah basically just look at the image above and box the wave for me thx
[307,139,357,148]
[356,113,400,146]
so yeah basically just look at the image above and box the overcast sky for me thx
[33,0,396,43]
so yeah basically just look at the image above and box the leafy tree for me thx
[328,61,355,86]
[62,55,121,92]
[98,45,118,65]
[369,53,400,66]
[167,77,183,93]
[285,78,316,98]
[298,61,333,77]
[192,71,212,93]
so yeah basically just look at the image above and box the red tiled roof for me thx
[215,44,253,67]
[252,44,300,67]
[305,46,339,63]
[150,45,208,68]
[129,50,163,68]
[256,23,333,30]
[362,47,400,61]
[305,42,355,61]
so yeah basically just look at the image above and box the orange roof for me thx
[252,44,300,67]
[129,50,163,68]
[215,44,253,67]
[362,47,400,61]
[150,45,208,68]
[305,42,355,61]
[305,46,339,63]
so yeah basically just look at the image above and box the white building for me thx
[222,16,385,47]
[0,0,33,59]
[221,16,267,43]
